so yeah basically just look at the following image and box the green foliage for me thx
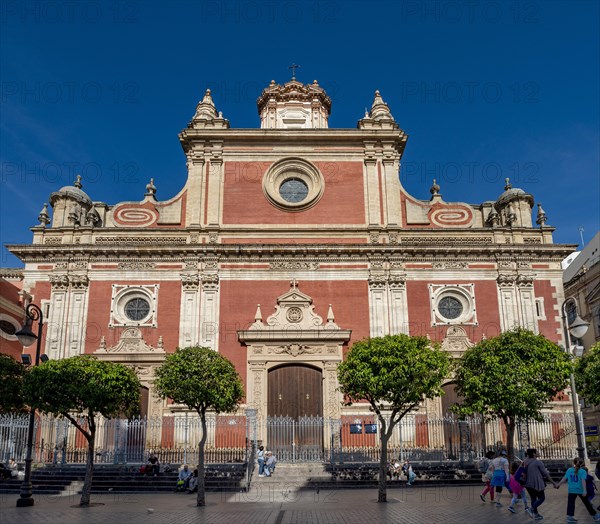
[575,342,600,406]
[453,328,572,422]
[338,334,451,420]
[0,353,26,413]
[154,346,244,415]
[23,355,142,421]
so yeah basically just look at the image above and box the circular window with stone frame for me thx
[262,158,324,211]
[430,284,477,326]
[0,314,21,341]
[111,286,157,327]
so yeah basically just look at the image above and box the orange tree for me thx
[575,341,600,406]
[0,353,26,413]
[23,355,141,506]
[453,328,572,462]
[153,346,244,507]
[337,334,450,503]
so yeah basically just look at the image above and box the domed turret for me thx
[257,78,331,129]
[48,175,94,227]
[493,178,534,228]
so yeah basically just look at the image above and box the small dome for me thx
[49,175,92,207]
[495,178,533,207]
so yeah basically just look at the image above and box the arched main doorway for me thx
[267,364,323,461]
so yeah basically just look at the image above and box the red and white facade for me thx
[5,79,575,439]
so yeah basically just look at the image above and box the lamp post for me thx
[561,301,590,461]
[14,303,45,508]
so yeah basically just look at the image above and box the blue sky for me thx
[1,0,598,267]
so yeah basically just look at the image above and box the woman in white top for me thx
[490,450,510,507]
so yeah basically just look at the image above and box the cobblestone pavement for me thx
[0,485,597,524]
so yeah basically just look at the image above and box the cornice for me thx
[0,268,24,280]
[7,241,577,263]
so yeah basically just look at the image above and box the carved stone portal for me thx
[238,281,351,443]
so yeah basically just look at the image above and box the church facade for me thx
[4,78,576,456]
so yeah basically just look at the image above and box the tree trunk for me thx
[506,417,516,465]
[378,431,389,503]
[79,425,95,506]
[196,410,208,507]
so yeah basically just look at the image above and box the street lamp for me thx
[561,300,590,461]
[14,303,46,508]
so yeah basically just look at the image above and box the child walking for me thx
[555,457,600,522]
[507,462,529,513]
[480,450,495,502]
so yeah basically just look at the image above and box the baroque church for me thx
[2,77,575,456]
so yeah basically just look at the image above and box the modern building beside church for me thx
[2,77,578,460]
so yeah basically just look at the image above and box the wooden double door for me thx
[267,365,323,461]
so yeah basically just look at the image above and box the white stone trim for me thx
[110,284,159,328]
[0,313,21,341]
[429,283,478,327]
[262,158,324,212]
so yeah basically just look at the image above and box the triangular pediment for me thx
[238,281,351,343]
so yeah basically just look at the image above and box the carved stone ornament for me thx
[401,236,492,246]
[269,344,319,356]
[181,273,200,290]
[497,274,516,288]
[369,232,380,244]
[368,271,387,289]
[208,232,218,244]
[516,274,534,287]
[202,258,219,271]
[441,326,474,358]
[55,261,68,270]
[388,232,399,245]
[50,274,69,290]
[270,260,319,270]
[388,275,406,289]
[117,261,156,270]
[44,237,63,245]
[201,273,219,290]
[69,275,89,289]
[96,327,163,354]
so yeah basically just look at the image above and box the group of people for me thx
[257,446,277,477]
[0,458,19,480]
[175,463,199,493]
[479,448,600,521]
[389,458,417,485]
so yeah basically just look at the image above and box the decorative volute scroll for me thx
[441,326,474,359]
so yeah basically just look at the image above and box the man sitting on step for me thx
[265,451,277,477]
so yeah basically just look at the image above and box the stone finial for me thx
[290,279,298,289]
[506,203,517,227]
[37,203,51,227]
[504,178,512,191]
[74,174,83,189]
[145,178,157,197]
[487,208,500,228]
[86,207,101,227]
[327,304,335,324]
[68,203,80,226]
[536,202,547,227]
[370,90,394,121]
[99,336,106,350]
[157,336,164,350]
[430,179,441,196]
[254,304,262,323]
[193,88,218,120]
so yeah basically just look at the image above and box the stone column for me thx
[65,275,89,357]
[497,274,518,331]
[184,151,205,227]
[46,274,69,360]
[179,273,200,347]
[388,273,408,335]
[199,273,220,351]
[516,274,538,333]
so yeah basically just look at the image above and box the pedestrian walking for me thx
[479,450,496,502]
[523,448,556,521]
[490,450,510,507]
[507,461,529,514]
[555,456,600,522]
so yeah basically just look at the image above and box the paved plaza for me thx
[0,485,596,524]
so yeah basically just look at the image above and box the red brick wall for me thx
[221,161,365,225]
[534,280,561,342]
[406,280,502,342]
[84,281,181,354]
